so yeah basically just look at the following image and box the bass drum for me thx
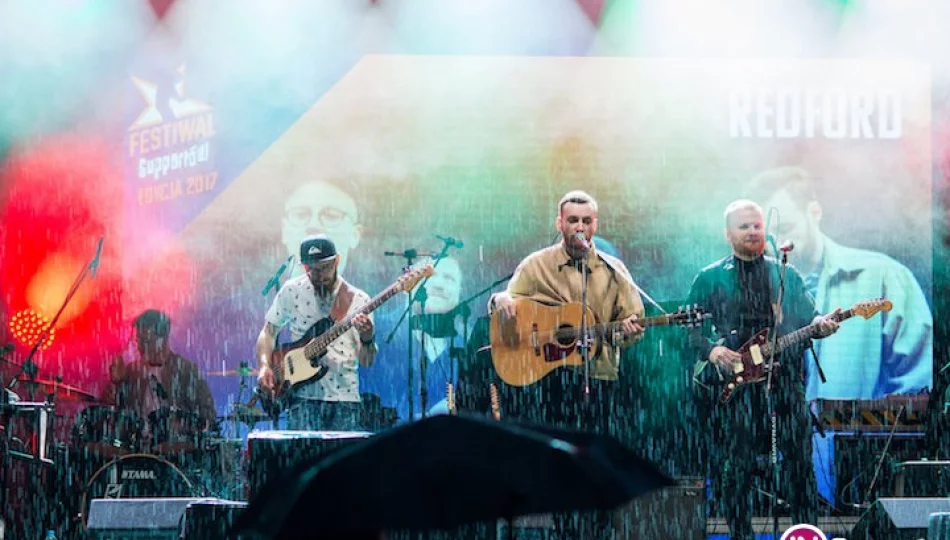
[80,453,203,530]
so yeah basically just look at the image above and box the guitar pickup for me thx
[531,323,540,356]
[749,344,764,366]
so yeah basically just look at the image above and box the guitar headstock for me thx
[396,264,435,293]
[671,303,709,327]
[852,298,893,320]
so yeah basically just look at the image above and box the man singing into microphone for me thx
[490,190,645,540]
[103,310,217,445]
[685,199,840,540]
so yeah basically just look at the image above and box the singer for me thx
[488,190,644,540]
[101,309,217,446]
[685,199,839,540]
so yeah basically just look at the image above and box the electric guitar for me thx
[490,299,708,387]
[711,298,892,404]
[258,265,432,415]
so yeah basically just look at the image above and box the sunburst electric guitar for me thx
[712,298,892,404]
[490,299,708,387]
[259,265,432,415]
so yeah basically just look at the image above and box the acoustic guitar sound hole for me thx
[555,325,575,346]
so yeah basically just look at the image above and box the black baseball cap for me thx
[300,234,338,265]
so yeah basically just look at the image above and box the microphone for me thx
[573,232,591,251]
[435,235,464,249]
[779,239,795,253]
[261,255,294,296]
[384,249,437,258]
[90,237,104,277]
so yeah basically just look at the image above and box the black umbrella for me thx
[234,414,673,539]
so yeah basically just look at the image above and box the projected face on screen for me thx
[762,189,822,268]
[281,180,362,274]
[413,257,462,315]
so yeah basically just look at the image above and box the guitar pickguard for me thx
[541,342,576,363]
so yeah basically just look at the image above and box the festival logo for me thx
[126,63,218,207]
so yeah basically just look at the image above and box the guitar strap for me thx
[330,278,357,322]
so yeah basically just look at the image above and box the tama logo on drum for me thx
[121,469,158,480]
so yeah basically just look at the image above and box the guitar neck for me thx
[305,284,401,355]
[768,308,855,356]
[596,313,681,336]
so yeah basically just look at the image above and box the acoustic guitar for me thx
[490,299,707,387]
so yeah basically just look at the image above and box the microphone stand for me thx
[259,256,295,428]
[2,240,100,532]
[261,255,295,297]
[765,248,789,540]
[384,242,456,421]
[578,250,592,403]
[416,282,430,420]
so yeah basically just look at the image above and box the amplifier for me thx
[894,460,950,497]
[614,476,706,540]
[850,498,950,540]
[86,497,205,540]
[246,430,373,500]
[181,499,248,540]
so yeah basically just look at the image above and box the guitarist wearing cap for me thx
[257,234,377,431]
[686,199,840,540]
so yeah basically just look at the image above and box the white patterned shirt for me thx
[265,275,371,402]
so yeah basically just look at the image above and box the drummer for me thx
[102,309,216,436]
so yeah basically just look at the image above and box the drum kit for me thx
[0,354,270,536]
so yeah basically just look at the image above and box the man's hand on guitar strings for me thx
[709,345,742,375]
[258,365,275,391]
[493,293,517,320]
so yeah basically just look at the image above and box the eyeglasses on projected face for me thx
[284,205,356,230]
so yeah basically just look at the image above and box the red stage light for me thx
[9,309,55,350]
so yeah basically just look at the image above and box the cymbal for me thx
[19,378,98,403]
[207,366,257,377]
[221,404,269,423]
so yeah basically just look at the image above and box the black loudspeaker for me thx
[893,460,950,497]
[246,430,373,500]
[613,477,706,540]
[849,498,950,540]
[181,499,248,540]
[86,497,205,539]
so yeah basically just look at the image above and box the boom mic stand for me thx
[385,240,459,421]
[257,255,297,428]
[2,237,102,533]
[384,247,439,421]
